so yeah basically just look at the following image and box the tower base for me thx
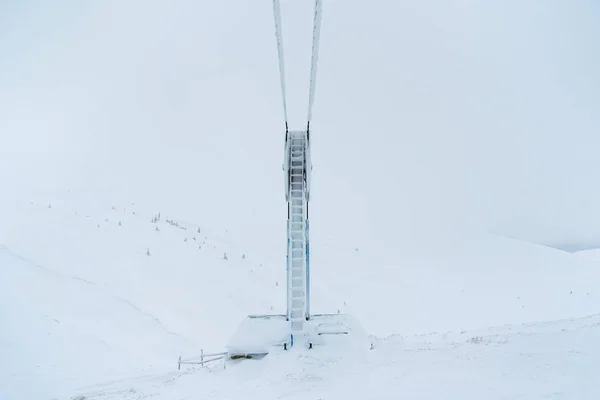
[226,313,370,359]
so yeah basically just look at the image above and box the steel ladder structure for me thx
[273,0,322,347]
[285,130,310,335]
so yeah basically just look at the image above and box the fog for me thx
[1,0,599,254]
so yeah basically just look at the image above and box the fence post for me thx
[178,355,182,371]
[201,349,204,367]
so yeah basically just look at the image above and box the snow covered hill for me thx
[75,313,600,400]
[0,244,194,399]
[0,195,285,399]
[1,193,599,399]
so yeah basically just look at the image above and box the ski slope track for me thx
[1,196,600,399]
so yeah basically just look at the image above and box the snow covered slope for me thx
[0,196,284,399]
[0,244,194,399]
[573,248,600,263]
[75,314,600,400]
[1,193,600,399]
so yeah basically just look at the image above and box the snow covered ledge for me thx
[226,313,372,359]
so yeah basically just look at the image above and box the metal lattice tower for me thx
[274,0,322,345]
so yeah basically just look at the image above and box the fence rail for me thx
[178,349,228,370]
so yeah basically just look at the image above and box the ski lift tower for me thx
[226,0,369,358]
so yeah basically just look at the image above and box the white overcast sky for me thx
[1,0,599,252]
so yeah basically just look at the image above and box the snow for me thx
[572,248,600,263]
[0,198,283,398]
[226,315,289,355]
[1,196,600,399]
[0,245,192,399]
[226,313,371,356]
[70,314,600,400]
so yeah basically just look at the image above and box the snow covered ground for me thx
[75,314,600,400]
[1,194,599,399]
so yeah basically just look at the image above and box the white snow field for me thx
[1,195,600,399]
